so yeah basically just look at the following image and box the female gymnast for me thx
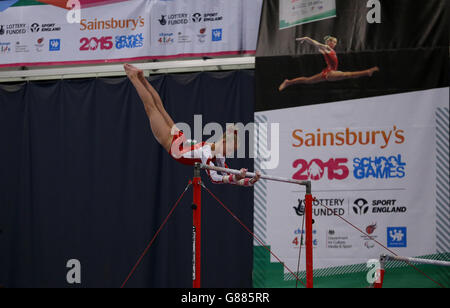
[279,36,379,91]
[124,63,261,186]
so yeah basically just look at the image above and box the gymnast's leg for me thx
[124,64,173,153]
[279,73,325,91]
[137,72,176,130]
[326,67,379,82]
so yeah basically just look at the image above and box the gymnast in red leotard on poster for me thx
[123,63,261,187]
[279,36,379,91]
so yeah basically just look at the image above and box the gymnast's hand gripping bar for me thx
[197,163,311,193]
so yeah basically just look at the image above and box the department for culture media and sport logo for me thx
[387,227,407,248]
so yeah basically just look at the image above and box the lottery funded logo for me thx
[295,198,345,217]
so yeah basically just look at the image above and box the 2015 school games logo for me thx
[291,155,406,182]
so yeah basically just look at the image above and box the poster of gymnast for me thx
[254,0,448,286]
[255,88,448,275]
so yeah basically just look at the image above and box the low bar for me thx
[199,164,310,188]
[382,254,450,267]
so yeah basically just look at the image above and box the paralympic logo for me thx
[170,115,280,170]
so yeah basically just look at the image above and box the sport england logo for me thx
[212,29,222,42]
[387,227,407,248]
[352,198,406,215]
[192,13,202,23]
[30,23,40,33]
[353,198,369,215]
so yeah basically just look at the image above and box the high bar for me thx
[198,163,310,187]
[382,255,450,267]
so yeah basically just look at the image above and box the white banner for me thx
[0,0,262,67]
[279,0,336,30]
[256,88,449,273]
[150,0,262,57]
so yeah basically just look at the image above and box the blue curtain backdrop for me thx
[0,70,255,288]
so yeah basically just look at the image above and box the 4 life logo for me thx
[0,42,11,54]
[158,33,174,45]
[387,227,407,248]
[293,228,318,248]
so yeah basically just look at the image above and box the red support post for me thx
[305,193,314,288]
[373,269,385,289]
[192,165,202,288]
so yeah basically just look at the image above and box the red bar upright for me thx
[192,171,202,288]
[305,193,314,288]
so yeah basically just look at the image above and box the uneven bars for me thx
[198,164,310,187]
[382,254,450,267]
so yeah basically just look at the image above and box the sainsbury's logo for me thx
[292,126,405,149]
[80,16,145,31]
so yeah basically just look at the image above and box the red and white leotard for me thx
[169,131,254,186]
[321,49,339,79]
